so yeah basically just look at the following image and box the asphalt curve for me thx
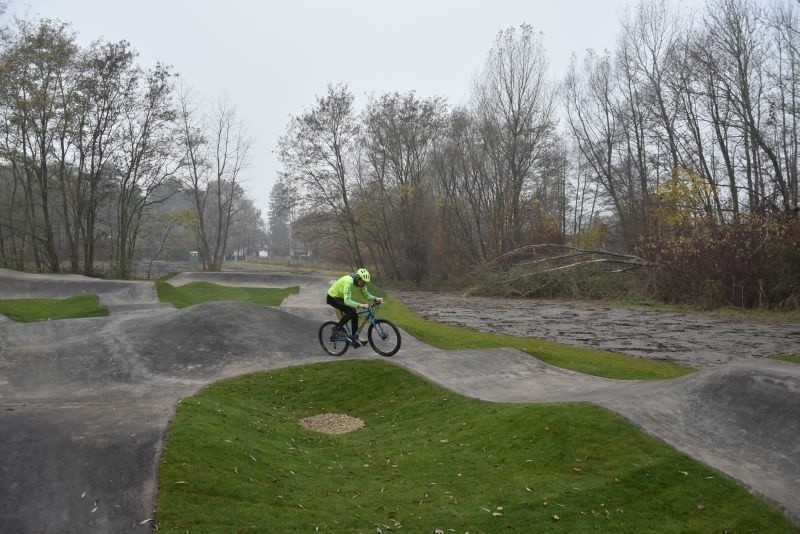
[0,269,798,531]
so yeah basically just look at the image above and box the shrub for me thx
[637,217,800,309]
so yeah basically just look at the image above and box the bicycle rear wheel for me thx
[319,321,349,356]
[368,319,401,357]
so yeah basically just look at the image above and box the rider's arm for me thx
[359,285,375,302]
[344,279,367,308]
[360,285,383,304]
[343,283,357,308]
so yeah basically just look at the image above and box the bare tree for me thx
[179,89,250,271]
[228,194,266,260]
[430,108,491,266]
[266,176,293,257]
[768,1,800,215]
[0,25,29,269]
[276,83,364,268]
[3,19,78,271]
[112,63,180,278]
[471,24,556,255]
[620,0,685,174]
[564,52,631,241]
[206,96,250,269]
[672,30,727,222]
[71,39,138,274]
[361,91,446,284]
[705,0,788,213]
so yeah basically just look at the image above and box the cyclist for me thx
[327,268,384,348]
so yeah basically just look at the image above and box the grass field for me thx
[0,293,108,322]
[154,361,796,533]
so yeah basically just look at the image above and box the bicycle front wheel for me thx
[368,319,401,357]
[319,321,349,356]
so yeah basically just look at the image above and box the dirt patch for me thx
[395,291,800,368]
[298,413,365,435]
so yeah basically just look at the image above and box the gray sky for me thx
[11,0,699,217]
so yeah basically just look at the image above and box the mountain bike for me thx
[318,301,401,357]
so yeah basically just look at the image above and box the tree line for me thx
[271,0,799,308]
[0,15,264,277]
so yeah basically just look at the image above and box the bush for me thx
[637,217,800,309]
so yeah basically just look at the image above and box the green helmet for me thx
[356,268,371,282]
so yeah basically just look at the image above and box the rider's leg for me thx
[327,295,357,333]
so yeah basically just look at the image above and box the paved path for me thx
[0,269,798,532]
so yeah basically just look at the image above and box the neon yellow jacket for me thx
[328,274,375,308]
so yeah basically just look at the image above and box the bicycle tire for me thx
[367,319,401,357]
[319,321,349,356]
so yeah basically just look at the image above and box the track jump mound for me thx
[684,363,800,463]
[0,268,165,314]
[679,362,800,522]
[602,359,800,523]
[118,301,321,376]
[0,268,145,299]
[1,300,323,397]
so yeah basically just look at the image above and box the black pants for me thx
[327,295,359,335]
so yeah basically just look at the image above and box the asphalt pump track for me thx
[0,269,798,531]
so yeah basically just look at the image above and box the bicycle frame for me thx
[337,303,381,338]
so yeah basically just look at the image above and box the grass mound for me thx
[155,361,794,532]
[156,281,299,308]
[0,293,108,322]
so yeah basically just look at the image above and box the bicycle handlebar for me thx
[357,300,382,311]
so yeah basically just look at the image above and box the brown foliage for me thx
[637,217,800,309]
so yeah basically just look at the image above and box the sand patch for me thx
[298,413,365,434]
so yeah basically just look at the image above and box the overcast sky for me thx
[10,0,700,217]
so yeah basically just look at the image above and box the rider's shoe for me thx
[351,336,362,348]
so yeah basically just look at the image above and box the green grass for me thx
[770,354,800,364]
[0,294,108,322]
[156,281,299,308]
[156,271,180,282]
[155,361,796,533]
[368,287,693,380]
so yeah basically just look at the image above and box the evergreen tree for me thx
[266,177,294,257]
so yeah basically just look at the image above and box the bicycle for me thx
[318,301,402,357]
